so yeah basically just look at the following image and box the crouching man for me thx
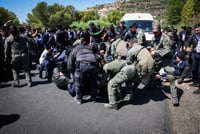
[104,39,154,110]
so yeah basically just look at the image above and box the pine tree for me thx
[166,0,186,26]
[180,0,195,26]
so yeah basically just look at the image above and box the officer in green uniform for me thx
[103,36,130,109]
[104,39,154,109]
[126,39,154,88]
[4,26,32,87]
[151,23,179,106]
[102,35,129,81]
[110,37,128,60]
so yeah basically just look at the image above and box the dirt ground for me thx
[163,78,200,134]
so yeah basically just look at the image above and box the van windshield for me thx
[125,20,153,32]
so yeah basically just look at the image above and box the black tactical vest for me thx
[76,46,97,64]
[11,37,27,54]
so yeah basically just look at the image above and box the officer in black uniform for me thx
[67,33,99,104]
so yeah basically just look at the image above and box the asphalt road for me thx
[0,70,172,134]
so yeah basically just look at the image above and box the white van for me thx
[121,13,154,42]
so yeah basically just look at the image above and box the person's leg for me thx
[193,57,200,94]
[89,66,98,102]
[44,59,51,80]
[39,63,44,78]
[104,65,136,109]
[11,54,21,86]
[191,53,198,85]
[177,65,191,84]
[21,53,32,86]
[167,74,179,106]
[74,65,88,104]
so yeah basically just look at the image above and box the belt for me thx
[79,62,96,66]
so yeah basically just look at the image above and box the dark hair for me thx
[99,42,106,51]
[57,25,62,30]
[181,26,187,30]
[176,51,185,60]
[130,23,138,29]
[194,23,200,29]
[89,22,95,26]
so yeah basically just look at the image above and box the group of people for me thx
[1,19,200,110]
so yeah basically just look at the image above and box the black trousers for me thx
[74,64,98,101]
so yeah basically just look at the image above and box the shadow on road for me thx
[0,114,20,129]
[119,87,170,109]
[0,83,11,88]
[162,85,184,102]
[31,80,52,87]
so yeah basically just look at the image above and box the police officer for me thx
[110,37,128,60]
[4,26,32,87]
[151,23,172,57]
[126,38,154,88]
[103,33,129,81]
[103,49,129,109]
[103,36,129,108]
[67,33,99,104]
[104,39,154,109]
[151,23,179,106]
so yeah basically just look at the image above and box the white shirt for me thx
[39,49,49,64]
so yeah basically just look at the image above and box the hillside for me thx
[85,0,167,18]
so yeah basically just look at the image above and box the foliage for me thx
[70,19,111,30]
[0,7,19,25]
[27,2,77,29]
[166,0,186,26]
[194,0,200,15]
[106,10,126,25]
[180,0,195,26]
[189,14,200,26]
[79,10,99,22]
[165,0,200,26]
